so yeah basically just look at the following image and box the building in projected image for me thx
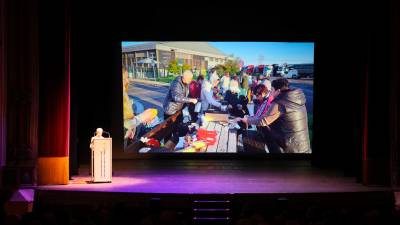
[122,42,228,78]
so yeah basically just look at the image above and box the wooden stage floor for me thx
[36,159,390,195]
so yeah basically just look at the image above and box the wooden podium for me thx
[91,138,112,182]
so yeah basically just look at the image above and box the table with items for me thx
[173,111,243,153]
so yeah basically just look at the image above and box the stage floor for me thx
[36,159,390,194]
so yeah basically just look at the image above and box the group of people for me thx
[122,67,310,153]
[162,69,311,153]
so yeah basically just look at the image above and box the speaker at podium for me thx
[90,128,112,183]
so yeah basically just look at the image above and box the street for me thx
[128,82,168,118]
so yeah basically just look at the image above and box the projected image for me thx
[122,42,314,154]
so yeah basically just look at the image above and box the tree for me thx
[224,58,240,75]
[214,64,226,77]
[182,63,191,71]
[168,60,180,75]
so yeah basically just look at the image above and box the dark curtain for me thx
[37,0,70,158]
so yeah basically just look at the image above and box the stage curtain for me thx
[37,0,70,185]
[0,0,6,168]
[37,157,69,185]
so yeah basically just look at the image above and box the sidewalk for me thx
[130,78,170,87]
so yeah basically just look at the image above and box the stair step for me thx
[194,208,230,211]
[193,200,231,208]
[193,217,230,220]
[193,199,232,224]
[193,200,230,203]
[193,208,231,217]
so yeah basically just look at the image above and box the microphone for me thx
[93,129,110,137]
[102,131,110,137]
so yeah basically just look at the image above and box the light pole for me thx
[150,55,156,80]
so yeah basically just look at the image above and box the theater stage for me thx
[37,159,389,194]
[34,159,395,209]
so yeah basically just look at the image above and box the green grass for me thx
[156,74,205,84]
[156,76,176,83]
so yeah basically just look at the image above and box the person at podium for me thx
[90,128,105,149]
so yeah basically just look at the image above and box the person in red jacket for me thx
[188,75,204,122]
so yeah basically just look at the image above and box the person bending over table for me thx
[162,70,198,148]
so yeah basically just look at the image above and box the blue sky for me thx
[122,42,314,65]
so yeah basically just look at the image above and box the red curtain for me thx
[38,0,70,158]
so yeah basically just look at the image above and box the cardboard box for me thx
[204,112,229,122]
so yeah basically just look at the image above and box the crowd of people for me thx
[162,68,311,153]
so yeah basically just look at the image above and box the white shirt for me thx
[200,80,221,112]
[220,76,231,91]
[209,72,219,85]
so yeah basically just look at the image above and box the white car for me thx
[277,68,299,79]
[283,69,299,79]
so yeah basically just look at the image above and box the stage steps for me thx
[192,199,232,225]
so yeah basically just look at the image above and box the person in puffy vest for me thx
[237,78,310,153]
[163,71,198,145]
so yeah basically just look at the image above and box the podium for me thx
[91,138,112,182]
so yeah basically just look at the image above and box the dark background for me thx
[59,1,398,183]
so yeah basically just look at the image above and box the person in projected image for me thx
[122,68,157,146]
[234,84,274,152]
[224,76,249,120]
[209,68,219,86]
[200,75,227,113]
[220,71,231,94]
[236,78,311,153]
[124,108,158,146]
[163,70,198,149]
[188,75,204,123]
[253,78,271,114]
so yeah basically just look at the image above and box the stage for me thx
[31,158,397,225]
[33,160,395,210]
[37,159,389,194]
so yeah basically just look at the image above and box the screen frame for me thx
[111,40,316,160]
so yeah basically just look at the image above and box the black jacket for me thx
[163,76,192,115]
[224,90,249,118]
[270,89,311,153]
